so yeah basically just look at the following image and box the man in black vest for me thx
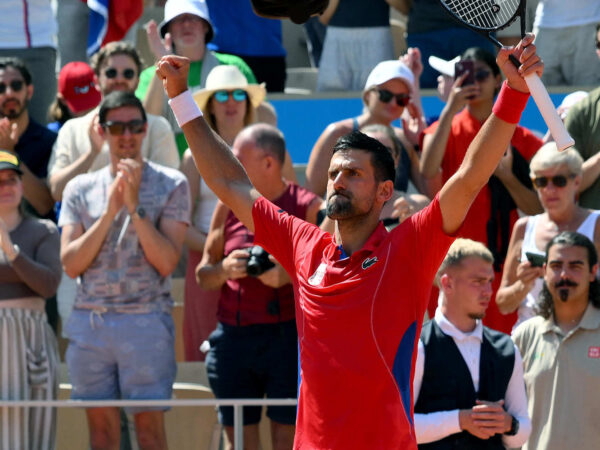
[413,238,531,449]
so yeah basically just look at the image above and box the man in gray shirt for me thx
[59,91,190,449]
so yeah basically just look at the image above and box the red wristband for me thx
[492,81,530,124]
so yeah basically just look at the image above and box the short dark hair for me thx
[90,41,143,77]
[249,123,286,165]
[98,91,146,124]
[461,47,500,77]
[0,57,32,85]
[537,231,600,318]
[332,131,396,183]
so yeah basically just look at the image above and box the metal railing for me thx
[0,397,298,449]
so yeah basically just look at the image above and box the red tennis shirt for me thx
[253,195,455,449]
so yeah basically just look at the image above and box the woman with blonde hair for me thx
[497,142,600,330]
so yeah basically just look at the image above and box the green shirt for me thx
[565,86,600,208]
[135,52,257,155]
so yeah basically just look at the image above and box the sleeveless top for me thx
[517,210,600,329]
[218,184,319,326]
[192,177,219,234]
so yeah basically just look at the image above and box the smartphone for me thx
[455,60,475,86]
[525,252,545,268]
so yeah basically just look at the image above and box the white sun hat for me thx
[192,65,267,112]
[159,0,214,42]
[364,60,415,94]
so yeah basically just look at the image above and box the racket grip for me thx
[524,74,575,151]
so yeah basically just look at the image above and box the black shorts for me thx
[206,320,298,426]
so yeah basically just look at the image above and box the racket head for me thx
[439,0,524,33]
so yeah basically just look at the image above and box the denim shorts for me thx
[65,309,176,414]
[206,320,298,426]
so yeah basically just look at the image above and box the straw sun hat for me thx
[193,65,266,113]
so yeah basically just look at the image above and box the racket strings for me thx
[443,0,520,29]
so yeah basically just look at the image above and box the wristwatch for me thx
[131,205,146,221]
[504,415,519,436]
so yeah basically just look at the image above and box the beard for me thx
[555,278,578,302]
[326,191,355,220]
[1,97,26,119]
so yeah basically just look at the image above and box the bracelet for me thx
[168,90,203,127]
[492,81,530,124]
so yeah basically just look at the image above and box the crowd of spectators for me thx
[1,0,600,449]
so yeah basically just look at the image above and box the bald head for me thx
[237,123,286,166]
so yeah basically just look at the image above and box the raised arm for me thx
[157,55,260,232]
[493,147,542,215]
[439,34,543,234]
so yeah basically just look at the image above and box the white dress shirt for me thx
[413,308,531,448]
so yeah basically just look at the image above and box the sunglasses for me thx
[596,40,600,50]
[532,174,575,188]
[474,69,492,82]
[102,119,146,136]
[0,80,24,94]
[375,89,411,107]
[104,68,136,80]
[213,89,248,103]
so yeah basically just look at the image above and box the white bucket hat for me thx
[159,0,214,42]
[193,65,267,112]
[428,55,460,77]
[364,60,415,94]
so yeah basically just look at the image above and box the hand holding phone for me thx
[525,252,545,268]
[455,60,475,86]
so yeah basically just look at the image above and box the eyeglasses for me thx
[213,89,248,103]
[0,80,24,94]
[474,69,491,82]
[532,174,575,188]
[104,68,136,80]
[375,89,411,107]
[102,119,146,135]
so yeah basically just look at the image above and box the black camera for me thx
[246,246,275,277]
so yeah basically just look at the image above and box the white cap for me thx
[364,60,414,93]
[159,0,213,42]
[428,55,460,77]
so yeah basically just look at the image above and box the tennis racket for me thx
[439,0,574,150]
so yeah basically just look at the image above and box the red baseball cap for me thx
[58,61,102,114]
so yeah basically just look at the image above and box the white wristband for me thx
[168,90,203,127]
